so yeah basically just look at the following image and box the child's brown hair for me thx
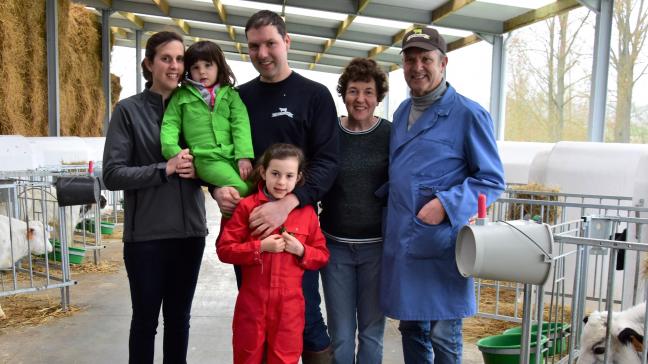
[184,41,236,87]
[251,143,306,186]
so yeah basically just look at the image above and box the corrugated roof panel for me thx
[80,0,583,74]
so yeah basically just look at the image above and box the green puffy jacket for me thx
[161,84,254,162]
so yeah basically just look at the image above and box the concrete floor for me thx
[0,193,484,363]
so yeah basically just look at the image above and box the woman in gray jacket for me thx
[102,31,208,364]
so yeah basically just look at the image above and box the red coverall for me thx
[217,187,329,364]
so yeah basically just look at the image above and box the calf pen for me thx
[0,175,75,310]
[463,188,648,364]
[0,166,104,312]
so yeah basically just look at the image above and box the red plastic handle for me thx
[478,194,487,218]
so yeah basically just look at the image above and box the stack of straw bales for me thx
[0,0,120,136]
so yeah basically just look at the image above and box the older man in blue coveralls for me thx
[380,27,506,364]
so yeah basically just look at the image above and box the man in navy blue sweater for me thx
[213,10,339,363]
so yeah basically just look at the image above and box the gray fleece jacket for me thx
[102,89,208,243]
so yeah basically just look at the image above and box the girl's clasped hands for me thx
[260,231,304,257]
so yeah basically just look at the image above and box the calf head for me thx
[578,309,644,364]
[25,221,53,255]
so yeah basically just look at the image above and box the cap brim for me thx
[400,41,442,53]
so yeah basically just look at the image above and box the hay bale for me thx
[25,1,48,136]
[59,1,105,136]
[506,183,561,223]
[0,1,32,135]
[111,73,122,109]
[0,0,121,136]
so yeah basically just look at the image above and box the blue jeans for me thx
[399,319,463,364]
[123,237,205,364]
[302,268,331,351]
[321,240,385,363]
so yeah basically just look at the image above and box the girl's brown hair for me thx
[184,41,236,87]
[251,143,306,186]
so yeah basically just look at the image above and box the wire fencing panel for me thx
[0,176,75,310]
[474,188,648,364]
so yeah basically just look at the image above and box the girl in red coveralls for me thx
[217,143,330,364]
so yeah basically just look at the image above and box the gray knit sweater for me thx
[320,118,391,242]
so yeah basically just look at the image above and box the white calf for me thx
[0,215,52,269]
[578,302,646,364]
[0,216,53,320]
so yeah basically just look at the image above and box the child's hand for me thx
[260,234,285,253]
[166,149,195,178]
[282,231,304,257]
[238,159,253,180]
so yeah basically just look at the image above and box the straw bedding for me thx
[0,294,81,332]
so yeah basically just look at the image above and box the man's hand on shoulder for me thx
[249,194,299,238]
[417,198,446,225]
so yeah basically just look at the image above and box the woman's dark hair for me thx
[245,10,287,38]
[141,31,184,89]
[337,58,389,102]
[251,143,306,187]
[184,41,236,87]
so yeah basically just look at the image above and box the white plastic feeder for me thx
[455,220,554,285]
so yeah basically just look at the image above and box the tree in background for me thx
[610,0,648,143]
[546,12,590,140]
[630,104,648,143]
[505,8,591,142]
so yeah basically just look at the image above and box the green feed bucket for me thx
[503,323,570,356]
[477,333,548,364]
[76,219,115,234]
[47,240,86,265]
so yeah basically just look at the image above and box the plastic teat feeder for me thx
[455,220,554,285]
[476,194,488,226]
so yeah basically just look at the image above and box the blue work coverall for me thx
[380,85,505,321]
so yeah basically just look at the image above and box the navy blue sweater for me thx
[238,72,339,206]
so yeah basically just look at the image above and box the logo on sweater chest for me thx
[271,107,294,118]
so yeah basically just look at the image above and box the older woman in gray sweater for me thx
[320,57,390,364]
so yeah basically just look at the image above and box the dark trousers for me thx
[124,237,205,364]
[233,267,330,352]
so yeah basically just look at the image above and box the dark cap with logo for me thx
[401,27,447,54]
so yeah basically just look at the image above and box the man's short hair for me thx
[245,10,287,38]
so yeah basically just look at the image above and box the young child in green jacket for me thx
[161,41,254,197]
